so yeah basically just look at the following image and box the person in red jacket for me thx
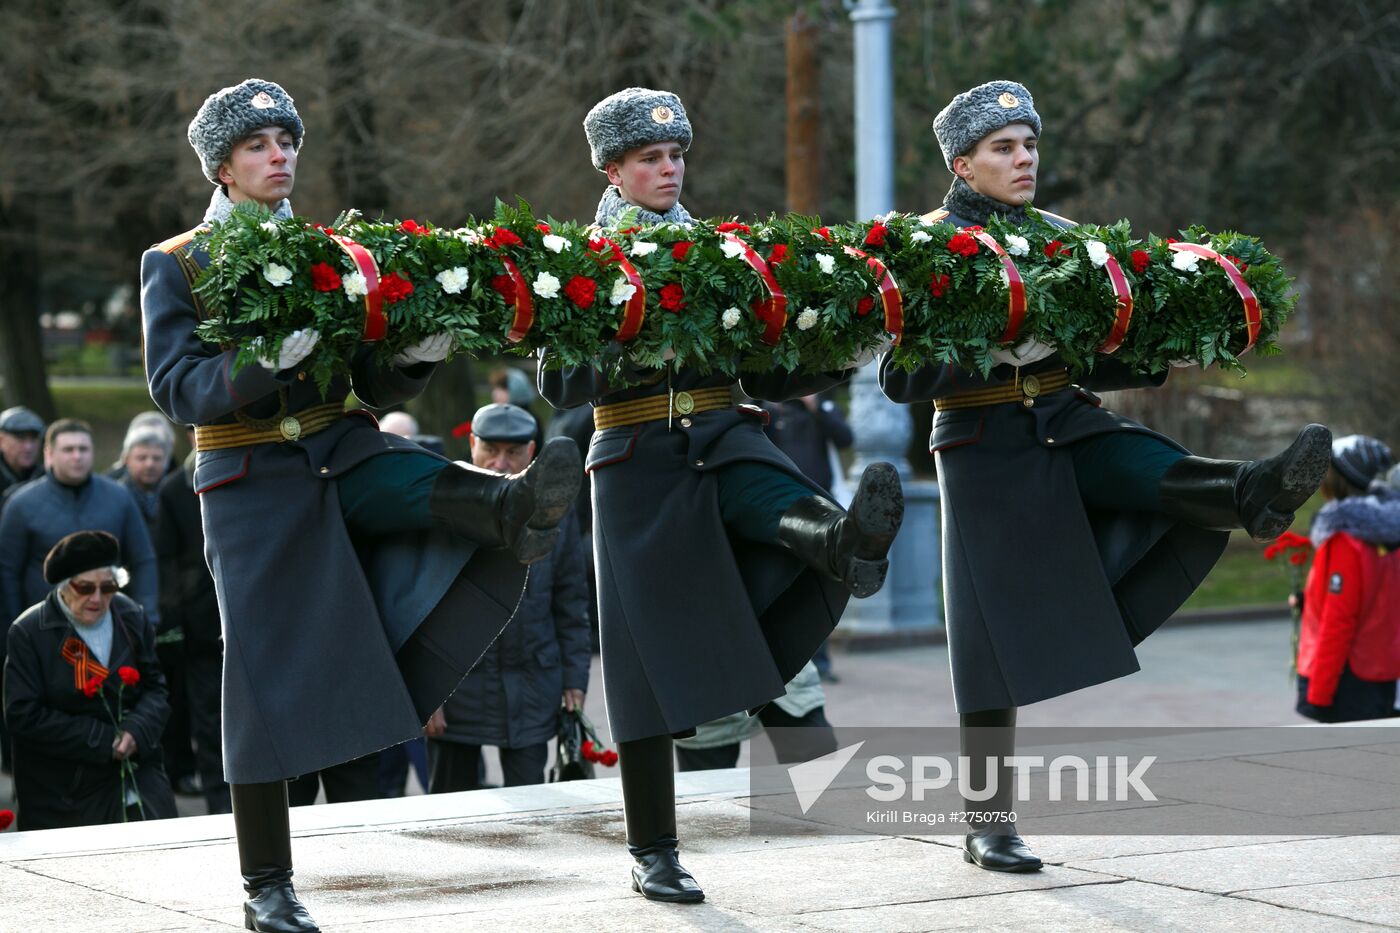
[1297,435,1400,722]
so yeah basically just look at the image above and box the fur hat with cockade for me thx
[188,78,304,185]
[932,80,1041,173]
[584,87,692,171]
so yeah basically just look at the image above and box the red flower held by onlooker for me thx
[0,810,14,832]
[380,273,414,304]
[659,282,686,312]
[600,749,619,767]
[947,233,979,257]
[671,241,694,261]
[490,273,517,304]
[856,296,876,317]
[766,244,788,265]
[117,666,140,687]
[563,275,598,309]
[1131,250,1151,275]
[929,273,951,298]
[716,222,751,234]
[310,262,342,292]
[1264,530,1313,562]
[83,675,103,698]
[863,222,888,248]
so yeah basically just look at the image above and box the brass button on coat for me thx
[680,417,693,428]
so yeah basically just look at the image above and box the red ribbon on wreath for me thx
[842,246,904,346]
[969,230,1028,343]
[499,256,535,344]
[1167,242,1262,352]
[1097,253,1135,353]
[592,238,647,342]
[326,234,386,341]
[723,233,787,344]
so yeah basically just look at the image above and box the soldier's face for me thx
[953,124,1038,206]
[605,142,685,214]
[0,431,39,472]
[470,437,535,476]
[219,127,297,207]
[47,430,93,486]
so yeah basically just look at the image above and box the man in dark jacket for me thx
[881,79,1332,873]
[427,404,591,791]
[0,405,45,775]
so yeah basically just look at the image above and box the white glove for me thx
[1169,358,1196,368]
[392,332,453,366]
[844,335,895,370]
[258,328,320,372]
[989,337,1056,368]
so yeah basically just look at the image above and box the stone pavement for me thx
[3,618,1398,931]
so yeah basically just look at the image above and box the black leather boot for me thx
[231,781,319,932]
[960,708,1042,873]
[428,436,582,564]
[619,735,704,903]
[1159,423,1331,542]
[776,461,904,598]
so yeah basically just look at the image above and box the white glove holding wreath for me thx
[392,332,454,366]
[257,328,320,372]
[988,337,1056,368]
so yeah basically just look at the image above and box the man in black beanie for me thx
[881,78,1333,873]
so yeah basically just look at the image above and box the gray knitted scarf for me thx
[942,176,1030,227]
[203,188,293,225]
[594,185,693,228]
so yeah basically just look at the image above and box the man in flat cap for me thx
[0,405,45,774]
[540,87,905,904]
[141,78,581,932]
[880,79,1332,872]
[425,404,590,794]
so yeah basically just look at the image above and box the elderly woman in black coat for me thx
[3,531,176,830]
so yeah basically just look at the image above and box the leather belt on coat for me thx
[194,402,345,451]
[593,386,735,430]
[934,369,1071,412]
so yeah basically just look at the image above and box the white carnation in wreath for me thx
[532,271,561,299]
[796,308,820,331]
[262,263,293,287]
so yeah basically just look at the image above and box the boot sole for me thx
[844,463,904,597]
[1246,423,1332,542]
[510,438,583,563]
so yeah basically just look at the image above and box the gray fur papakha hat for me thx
[584,87,692,171]
[932,80,1041,173]
[188,78,304,185]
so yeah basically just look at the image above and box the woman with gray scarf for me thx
[539,87,905,905]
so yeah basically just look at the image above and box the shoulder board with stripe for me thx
[1033,208,1077,227]
[153,226,204,254]
[920,209,951,225]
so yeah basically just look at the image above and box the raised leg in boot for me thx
[1159,424,1332,542]
[619,735,704,903]
[231,781,319,932]
[775,462,905,598]
[428,436,582,563]
[960,708,1042,873]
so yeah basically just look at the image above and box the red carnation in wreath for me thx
[310,262,341,292]
[716,222,751,234]
[863,222,889,248]
[490,273,517,305]
[947,233,979,257]
[929,273,951,298]
[766,243,789,265]
[380,273,414,304]
[856,296,876,317]
[1131,249,1151,274]
[659,282,686,312]
[563,275,598,309]
[672,241,694,261]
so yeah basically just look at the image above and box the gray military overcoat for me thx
[541,360,848,743]
[880,208,1228,711]
[141,230,526,784]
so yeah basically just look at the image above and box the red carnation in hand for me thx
[856,296,876,317]
[716,222,751,234]
[767,243,789,265]
[490,273,517,304]
[0,810,13,831]
[659,282,686,312]
[812,226,833,242]
[380,272,414,304]
[117,666,140,687]
[600,749,619,767]
[398,219,427,236]
[451,421,472,440]
[581,739,598,762]
[490,227,523,249]
[929,273,951,298]
[563,275,598,309]
[864,222,888,247]
[83,675,103,698]
[671,241,694,261]
[1289,551,1307,566]
[310,262,342,292]
[1130,250,1151,274]
[947,233,979,257]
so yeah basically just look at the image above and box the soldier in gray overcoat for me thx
[881,80,1332,873]
[141,79,580,933]
[539,87,906,905]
